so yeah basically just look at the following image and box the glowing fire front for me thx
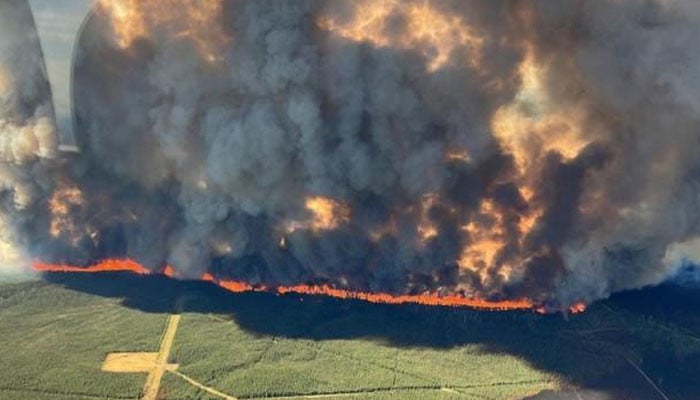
[35,0,614,316]
[32,260,586,314]
[313,1,592,298]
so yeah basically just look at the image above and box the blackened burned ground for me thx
[2,272,699,399]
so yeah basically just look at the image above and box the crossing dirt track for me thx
[0,273,699,399]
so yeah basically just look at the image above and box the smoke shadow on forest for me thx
[42,271,700,400]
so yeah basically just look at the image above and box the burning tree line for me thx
[1,0,700,312]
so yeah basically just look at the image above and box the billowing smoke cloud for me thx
[0,0,57,276]
[9,0,700,308]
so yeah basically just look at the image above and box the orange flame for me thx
[30,259,567,312]
[569,302,587,314]
[458,199,511,286]
[97,0,229,63]
[318,0,483,72]
[491,42,590,173]
[417,193,440,243]
[48,186,84,242]
[445,149,472,163]
[33,259,150,275]
[285,196,351,234]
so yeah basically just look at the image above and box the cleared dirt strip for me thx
[169,369,238,400]
[625,357,671,400]
[142,314,181,400]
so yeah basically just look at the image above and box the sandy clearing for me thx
[102,352,158,373]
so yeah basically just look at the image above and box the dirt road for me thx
[142,314,181,400]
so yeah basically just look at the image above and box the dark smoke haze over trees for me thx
[1,0,700,308]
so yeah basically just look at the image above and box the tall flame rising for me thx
[491,43,591,172]
[315,1,580,298]
[459,199,509,283]
[48,186,85,244]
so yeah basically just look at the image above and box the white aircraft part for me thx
[28,0,94,147]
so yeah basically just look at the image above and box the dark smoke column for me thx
[65,0,700,309]
[0,0,58,276]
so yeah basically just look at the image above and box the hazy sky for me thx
[29,0,93,144]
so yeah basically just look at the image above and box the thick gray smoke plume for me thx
[0,0,57,276]
[8,0,700,307]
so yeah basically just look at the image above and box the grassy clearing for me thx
[158,278,700,400]
[2,274,700,400]
[163,310,556,399]
[0,281,167,400]
[0,389,112,400]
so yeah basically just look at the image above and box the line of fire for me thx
[3,0,698,316]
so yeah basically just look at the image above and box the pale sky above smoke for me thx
[28,0,92,144]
